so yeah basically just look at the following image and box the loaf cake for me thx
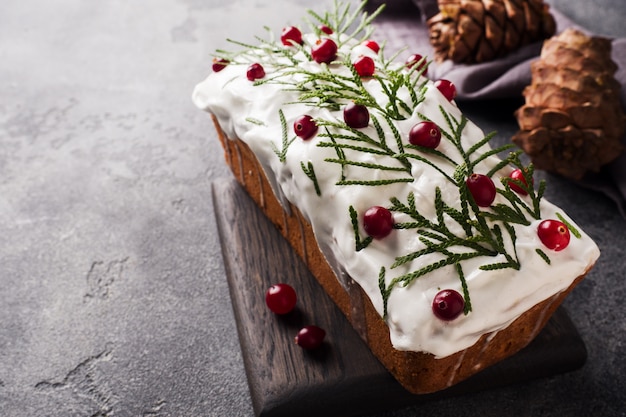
[193,2,599,394]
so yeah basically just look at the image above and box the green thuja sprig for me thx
[246,117,266,126]
[350,205,373,251]
[556,212,582,238]
[270,109,296,162]
[457,263,472,314]
[486,153,546,223]
[535,248,551,265]
[301,161,322,196]
[316,115,415,186]
[215,29,301,68]
[305,0,383,48]
[372,105,556,318]
[277,54,427,120]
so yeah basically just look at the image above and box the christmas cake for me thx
[193,2,599,394]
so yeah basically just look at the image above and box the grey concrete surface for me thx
[0,0,624,416]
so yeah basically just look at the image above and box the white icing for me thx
[192,32,600,358]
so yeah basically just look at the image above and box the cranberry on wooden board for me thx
[265,283,297,314]
[295,325,326,349]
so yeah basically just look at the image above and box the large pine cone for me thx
[427,0,556,64]
[513,28,625,181]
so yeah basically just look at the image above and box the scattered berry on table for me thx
[265,283,297,314]
[295,325,326,349]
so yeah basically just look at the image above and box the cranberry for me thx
[537,220,570,251]
[508,168,533,195]
[432,289,465,321]
[295,325,326,350]
[319,25,333,35]
[265,283,297,314]
[294,115,318,140]
[434,79,457,101]
[408,121,441,148]
[405,53,428,76]
[281,26,303,46]
[362,39,380,53]
[353,56,375,77]
[466,173,496,207]
[363,206,394,239]
[343,102,369,128]
[311,38,338,64]
[212,58,229,73]
[246,63,265,81]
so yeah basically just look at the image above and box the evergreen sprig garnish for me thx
[556,212,582,239]
[305,0,384,48]
[301,161,322,196]
[369,105,551,318]
[277,54,427,120]
[350,206,373,251]
[270,109,295,162]
[316,115,416,186]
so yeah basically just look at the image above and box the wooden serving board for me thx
[212,179,587,417]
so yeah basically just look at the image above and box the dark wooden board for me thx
[212,179,587,417]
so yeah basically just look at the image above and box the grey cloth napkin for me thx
[369,0,626,217]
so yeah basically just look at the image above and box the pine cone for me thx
[427,0,556,64]
[513,28,625,181]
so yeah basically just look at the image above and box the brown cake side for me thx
[211,115,591,394]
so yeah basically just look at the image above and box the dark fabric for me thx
[372,0,626,217]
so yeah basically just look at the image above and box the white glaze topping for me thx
[193,26,600,358]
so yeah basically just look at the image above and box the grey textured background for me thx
[0,0,624,416]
